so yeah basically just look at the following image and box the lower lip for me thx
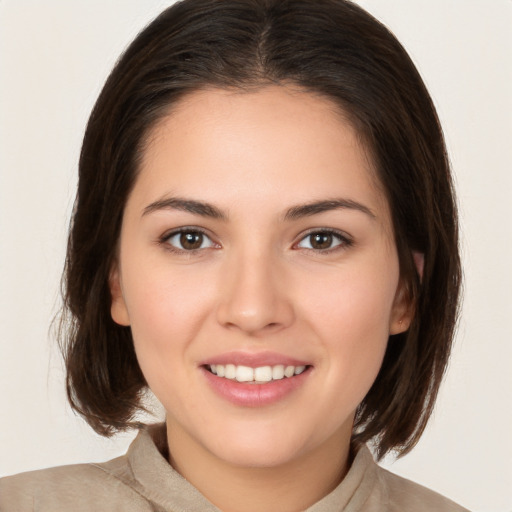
[201,367,311,407]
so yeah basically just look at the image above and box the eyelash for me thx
[159,228,353,254]
[294,229,353,253]
[159,227,218,254]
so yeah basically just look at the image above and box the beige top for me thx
[0,424,469,512]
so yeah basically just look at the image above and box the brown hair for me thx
[60,0,461,459]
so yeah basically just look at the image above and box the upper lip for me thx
[200,351,311,368]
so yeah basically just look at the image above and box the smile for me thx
[208,364,307,383]
[200,352,313,406]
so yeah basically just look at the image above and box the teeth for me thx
[295,365,306,375]
[235,365,254,382]
[284,365,295,378]
[272,365,285,380]
[254,366,272,382]
[207,363,307,382]
[225,364,236,379]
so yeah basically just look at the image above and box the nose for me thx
[215,249,295,336]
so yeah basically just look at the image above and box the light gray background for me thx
[1,2,511,511]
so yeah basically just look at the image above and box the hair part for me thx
[60,0,461,458]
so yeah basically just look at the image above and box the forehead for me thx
[133,86,389,223]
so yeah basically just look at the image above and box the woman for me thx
[0,1,468,510]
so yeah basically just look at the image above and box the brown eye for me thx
[165,230,215,251]
[180,232,204,250]
[296,230,349,251]
[310,233,333,250]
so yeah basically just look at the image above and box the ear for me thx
[389,279,414,335]
[389,252,423,335]
[412,251,424,281]
[109,262,131,326]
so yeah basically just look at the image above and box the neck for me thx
[166,421,353,512]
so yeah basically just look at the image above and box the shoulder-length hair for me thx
[61,0,461,459]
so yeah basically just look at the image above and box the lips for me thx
[200,352,312,407]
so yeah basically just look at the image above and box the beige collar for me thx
[126,424,379,512]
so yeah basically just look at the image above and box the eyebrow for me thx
[143,197,228,220]
[142,196,376,221]
[284,199,376,221]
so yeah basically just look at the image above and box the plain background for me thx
[0,1,511,511]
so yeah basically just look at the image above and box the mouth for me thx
[205,364,310,383]
[200,352,313,406]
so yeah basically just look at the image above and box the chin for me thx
[203,425,313,469]
[216,443,303,469]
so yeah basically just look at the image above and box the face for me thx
[110,86,411,469]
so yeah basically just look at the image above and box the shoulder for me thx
[0,457,152,512]
[376,465,470,512]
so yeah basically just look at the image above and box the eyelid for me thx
[293,228,353,252]
[159,226,220,252]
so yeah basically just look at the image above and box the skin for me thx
[110,86,412,512]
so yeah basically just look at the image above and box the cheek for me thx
[301,261,398,392]
[305,262,398,336]
[120,260,219,388]
[123,273,202,410]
